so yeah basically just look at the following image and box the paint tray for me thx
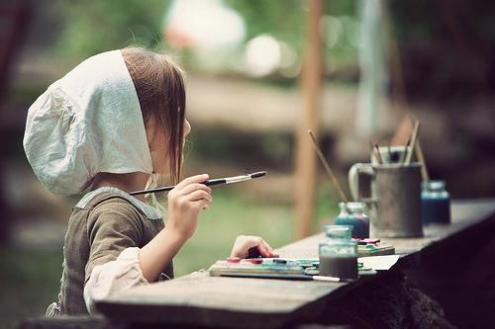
[209,258,316,280]
[357,242,395,257]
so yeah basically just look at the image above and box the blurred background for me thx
[1,0,495,328]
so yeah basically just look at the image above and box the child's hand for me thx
[230,235,279,258]
[167,174,212,241]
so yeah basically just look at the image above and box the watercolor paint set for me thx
[355,239,395,257]
[208,257,376,282]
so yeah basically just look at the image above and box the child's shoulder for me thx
[75,187,162,222]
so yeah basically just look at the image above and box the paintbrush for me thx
[130,172,267,196]
[308,130,349,202]
[415,139,430,181]
[370,141,384,164]
[400,137,411,165]
[404,120,420,165]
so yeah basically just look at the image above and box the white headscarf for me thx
[23,50,153,195]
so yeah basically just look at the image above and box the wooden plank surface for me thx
[96,199,495,328]
[97,273,341,328]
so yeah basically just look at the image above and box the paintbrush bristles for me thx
[308,130,349,203]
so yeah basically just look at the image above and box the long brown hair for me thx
[122,47,186,184]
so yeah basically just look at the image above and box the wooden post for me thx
[295,0,324,239]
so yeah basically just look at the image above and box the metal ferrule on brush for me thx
[225,175,252,184]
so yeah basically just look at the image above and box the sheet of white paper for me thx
[358,255,401,271]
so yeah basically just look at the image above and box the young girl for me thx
[23,47,278,316]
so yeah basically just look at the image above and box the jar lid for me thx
[338,202,349,212]
[345,202,366,213]
[422,180,446,191]
[324,225,352,239]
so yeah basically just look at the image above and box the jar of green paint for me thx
[319,225,358,280]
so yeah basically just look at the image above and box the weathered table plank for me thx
[95,199,495,328]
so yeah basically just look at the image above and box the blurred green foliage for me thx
[224,0,306,53]
[52,0,173,57]
[50,0,359,76]
[210,0,359,71]
[0,248,62,329]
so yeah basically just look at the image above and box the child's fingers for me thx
[191,198,210,211]
[261,240,279,257]
[256,243,272,257]
[230,235,279,259]
[262,240,274,252]
[180,183,211,196]
[175,174,209,190]
[241,237,277,258]
[187,190,212,202]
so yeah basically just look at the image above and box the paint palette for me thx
[208,258,376,280]
[356,241,395,257]
[209,258,318,280]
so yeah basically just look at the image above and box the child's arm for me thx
[83,174,212,313]
[139,174,212,282]
[83,199,148,313]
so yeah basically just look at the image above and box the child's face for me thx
[147,118,191,176]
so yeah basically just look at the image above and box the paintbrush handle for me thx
[130,186,174,195]
[400,138,411,165]
[404,121,420,165]
[415,139,430,181]
[308,130,349,203]
[130,178,227,195]
[129,172,267,196]
[371,143,384,164]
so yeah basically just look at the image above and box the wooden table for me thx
[93,199,495,329]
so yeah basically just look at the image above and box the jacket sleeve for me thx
[83,201,148,314]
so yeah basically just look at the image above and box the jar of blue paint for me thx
[334,202,370,239]
[421,180,451,224]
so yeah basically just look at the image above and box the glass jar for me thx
[421,180,451,224]
[319,225,358,280]
[334,202,370,239]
